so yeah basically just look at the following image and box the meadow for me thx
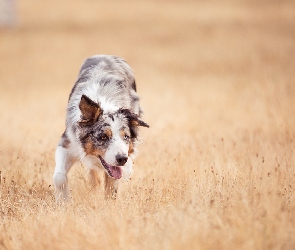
[0,0,295,249]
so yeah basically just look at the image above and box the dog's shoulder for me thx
[79,55,128,74]
[69,55,136,101]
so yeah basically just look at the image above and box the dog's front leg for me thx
[104,172,119,199]
[88,169,101,189]
[53,145,76,202]
[81,156,101,190]
[104,158,133,199]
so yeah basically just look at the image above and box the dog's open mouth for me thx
[99,156,122,179]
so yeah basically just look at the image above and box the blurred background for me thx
[0,0,294,168]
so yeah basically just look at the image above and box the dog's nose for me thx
[116,155,128,166]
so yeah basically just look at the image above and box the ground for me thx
[0,0,295,249]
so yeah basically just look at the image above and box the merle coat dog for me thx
[53,55,149,201]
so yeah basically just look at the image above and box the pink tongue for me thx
[110,166,122,179]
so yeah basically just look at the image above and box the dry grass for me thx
[1,0,295,249]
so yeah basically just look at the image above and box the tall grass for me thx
[0,0,295,249]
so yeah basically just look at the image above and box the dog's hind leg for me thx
[53,145,76,202]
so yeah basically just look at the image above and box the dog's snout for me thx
[116,155,128,166]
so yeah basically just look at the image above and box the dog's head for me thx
[78,95,149,179]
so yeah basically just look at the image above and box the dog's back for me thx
[66,55,141,129]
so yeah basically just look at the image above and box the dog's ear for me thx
[129,115,149,128]
[78,95,102,127]
[119,109,149,139]
[120,109,149,128]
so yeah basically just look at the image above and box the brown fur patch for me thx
[119,130,133,155]
[83,138,103,156]
[79,95,102,126]
[105,129,112,138]
[131,120,139,127]
[120,130,125,138]
[128,141,134,155]
[84,140,94,155]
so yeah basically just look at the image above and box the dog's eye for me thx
[124,134,130,141]
[98,134,108,141]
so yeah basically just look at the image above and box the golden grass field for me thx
[1,0,295,249]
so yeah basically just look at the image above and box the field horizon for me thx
[1,0,295,249]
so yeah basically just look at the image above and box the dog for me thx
[53,55,149,201]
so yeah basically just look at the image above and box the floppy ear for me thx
[129,114,150,128]
[120,109,149,128]
[78,95,102,127]
[119,109,149,139]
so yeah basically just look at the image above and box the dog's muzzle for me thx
[99,156,123,179]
